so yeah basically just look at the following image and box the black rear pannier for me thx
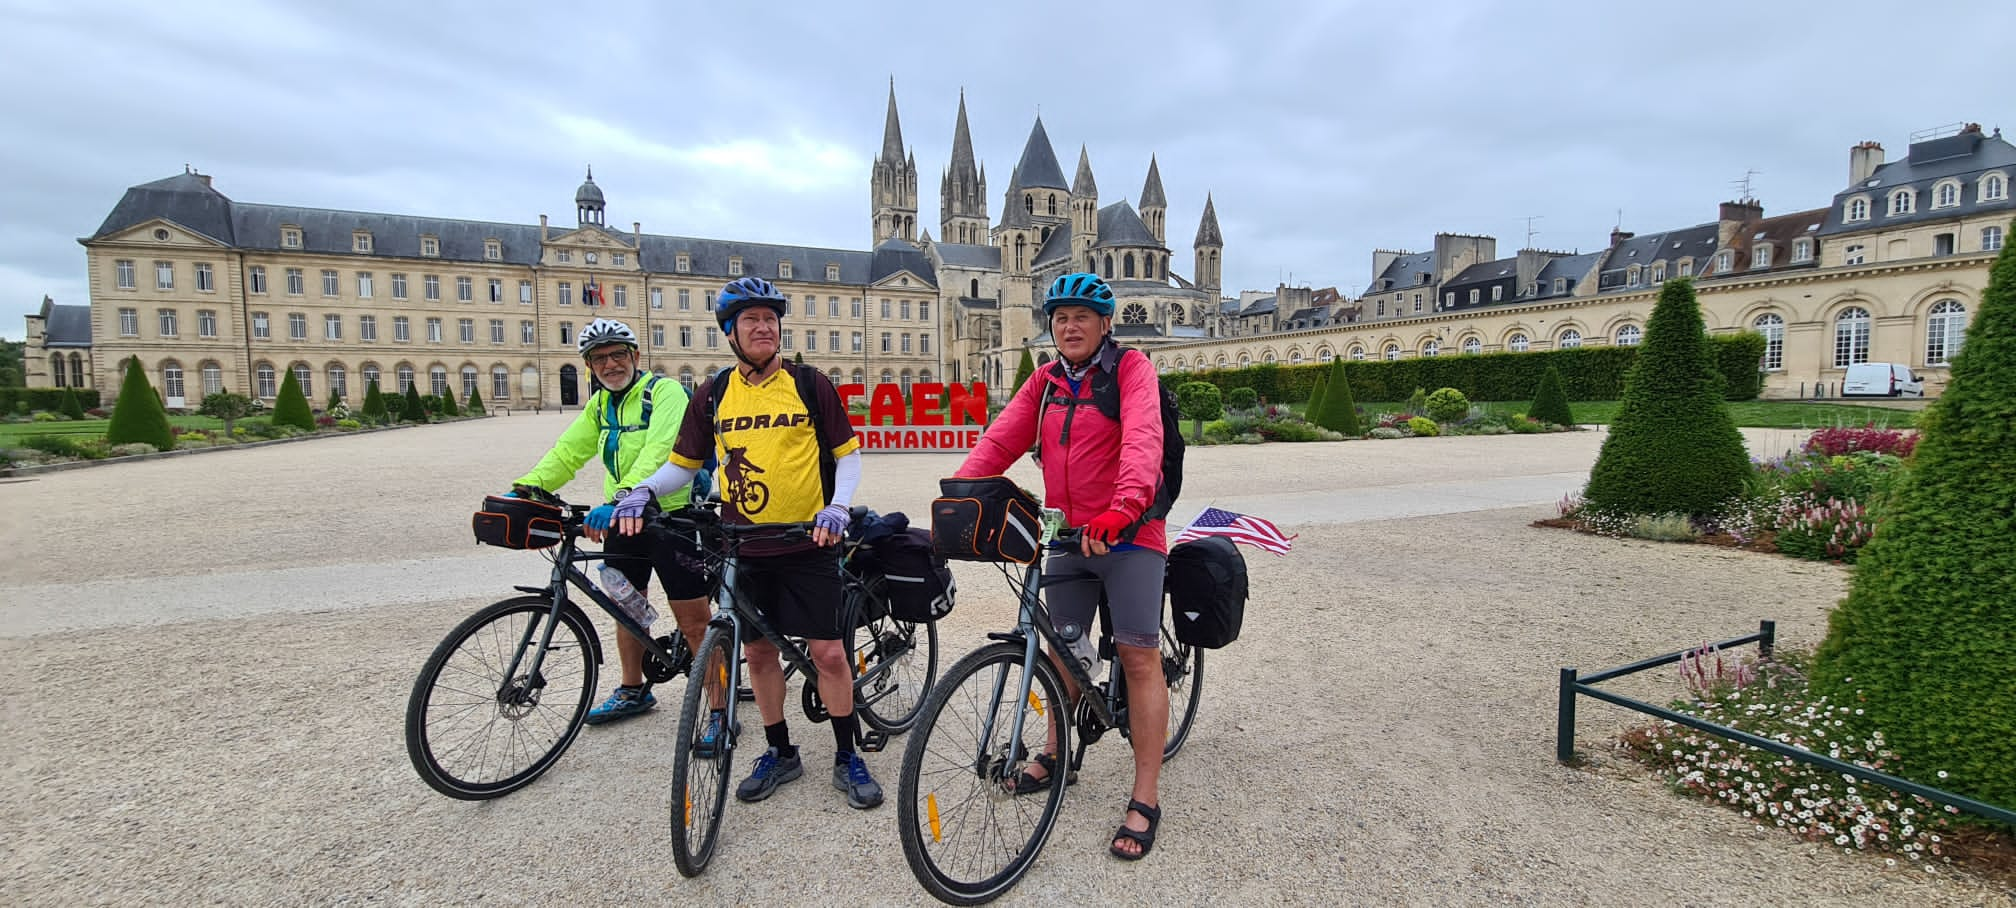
[473,494,565,550]
[863,528,956,623]
[931,476,1043,564]
[1165,536,1248,648]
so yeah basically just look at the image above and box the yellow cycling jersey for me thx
[668,363,860,527]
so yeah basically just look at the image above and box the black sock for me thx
[833,713,860,763]
[765,721,795,758]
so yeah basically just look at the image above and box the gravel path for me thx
[0,415,2006,907]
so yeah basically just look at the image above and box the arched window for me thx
[1380,344,1398,361]
[1025,195,1033,214]
[1833,307,1871,367]
[1615,325,1642,346]
[1421,340,1439,357]
[328,363,348,399]
[676,367,695,391]
[1262,351,1276,364]
[1124,253,1136,278]
[970,279,979,298]
[900,369,914,391]
[1237,353,1251,368]
[1121,303,1149,325]
[429,365,448,396]
[1888,189,1915,216]
[520,366,539,399]
[69,353,84,389]
[1509,333,1530,353]
[880,369,894,385]
[493,365,511,400]
[397,364,416,392]
[1046,194,1056,215]
[1104,254,1115,278]
[1984,173,2008,202]
[852,368,865,385]
[460,365,478,399]
[919,369,933,384]
[291,362,313,398]
[1557,330,1582,349]
[1926,300,1967,366]
[50,354,66,388]
[828,368,843,386]
[1462,337,1482,355]
[1934,181,1959,208]
[161,361,184,402]
[1847,197,1869,221]
[201,362,223,396]
[1014,236,1026,270]
[256,363,277,398]
[1754,313,1785,370]
[1349,345,1365,361]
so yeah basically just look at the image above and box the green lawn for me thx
[0,414,243,444]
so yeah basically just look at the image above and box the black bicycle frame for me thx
[497,512,685,700]
[980,551,1123,772]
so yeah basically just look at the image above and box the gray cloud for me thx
[3,0,2009,339]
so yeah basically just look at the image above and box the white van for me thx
[1842,362,1926,398]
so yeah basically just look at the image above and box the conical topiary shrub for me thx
[1313,357,1360,436]
[361,380,387,424]
[105,357,174,451]
[60,386,86,420]
[1529,365,1575,427]
[440,389,460,417]
[1581,278,1748,518]
[465,389,485,416]
[271,368,314,430]
[403,384,427,423]
[1305,369,1329,422]
[1013,347,1036,394]
[1811,226,2016,809]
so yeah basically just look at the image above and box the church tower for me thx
[1139,155,1167,245]
[1193,193,1223,296]
[1071,145,1099,269]
[992,165,1039,352]
[939,89,988,245]
[871,79,918,244]
[576,167,605,227]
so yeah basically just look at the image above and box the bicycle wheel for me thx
[405,595,598,800]
[670,624,737,877]
[898,642,1069,905]
[854,613,939,733]
[1159,621,1204,761]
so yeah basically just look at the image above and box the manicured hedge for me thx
[1158,333,1767,402]
[0,386,103,412]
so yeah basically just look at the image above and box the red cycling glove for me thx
[1085,510,1134,545]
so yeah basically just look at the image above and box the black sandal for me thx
[1009,752,1077,795]
[1109,799,1161,861]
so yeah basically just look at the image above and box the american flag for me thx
[1172,507,1296,555]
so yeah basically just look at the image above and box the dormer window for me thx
[281,227,302,249]
[1752,245,1772,268]
[353,232,373,254]
[1490,286,1503,302]
[1715,250,1733,273]
[1888,189,1915,216]
[826,264,840,282]
[1650,263,1666,283]
[1553,277,1566,294]
[421,236,440,257]
[1626,265,1641,286]
[1847,197,1870,222]
[1678,259,1693,277]
[779,261,793,279]
[728,257,743,277]
[1932,180,1961,209]
[1443,291,1454,306]
[675,253,690,273]
[1981,172,2008,202]
[1468,289,1480,304]
[1792,239,1813,263]
[484,240,501,261]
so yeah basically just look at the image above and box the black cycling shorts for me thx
[735,547,846,641]
[604,525,712,601]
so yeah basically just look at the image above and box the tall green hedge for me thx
[1160,334,1767,403]
[1581,278,1749,518]
[105,358,174,450]
[1812,226,2016,810]
[0,387,103,412]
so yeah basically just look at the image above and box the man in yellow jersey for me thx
[613,276,880,809]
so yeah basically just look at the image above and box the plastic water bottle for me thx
[1056,622,1101,685]
[599,565,659,629]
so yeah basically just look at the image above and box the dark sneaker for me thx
[694,711,739,759]
[832,752,884,810]
[584,686,655,726]
[735,747,803,802]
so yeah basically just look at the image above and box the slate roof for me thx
[1446,257,1516,288]
[1819,129,2016,236]
[1072,146,1098,197]
[1094,201,1159,248]
[1113,323,1165,339]
[998,165,1033,229]
[1032,223,1075,267]
[1362,250,1434,296]
[947,89,978,180]
[1598,223,1719,293]
[1140,156,1167,209]
[1731,208,1829,275]
[1533,251,1603,298]
[93,172,237,244]
[935,243,1000,269]
[957,296,997,310]
[1194,194,1222,247]
[638,235,875,283]
[1013,117,1069,191]
[1239,295,1277,316]
[868,237,936,285]
[39,300,93,347]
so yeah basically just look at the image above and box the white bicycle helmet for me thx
[576,318,639,357]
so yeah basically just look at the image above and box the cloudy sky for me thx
[2,0,2008,339]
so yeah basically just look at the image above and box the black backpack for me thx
[703,362,835,501]
[1034,348,1185,531]
[1165,536,1248,648]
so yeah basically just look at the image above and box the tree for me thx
[1224,386,1258,410]
[325,389,342,412]
[0,339,24,387]
[1425,387,1470,423]
[271,368,314,430]
[440,389,460,417]
[1012,347,1036,394]
[106,357,174,450]
[1312,357,1360,436]
[198,391,257,436]
[1529,365,1575,427]
[792,351,804,367]
[465,388,485,416]
[1305,370,1329,422]
[361,380,387,424]
[403,384,427,423]
[59,386,86,420]
[1812,229,2016,809]
[1581,278,1747,518]
[1176,381,1222,442]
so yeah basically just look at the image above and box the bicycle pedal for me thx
[857,730,890,754]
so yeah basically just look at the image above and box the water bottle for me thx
[599,565,659,629]
[1056,622,1101,685]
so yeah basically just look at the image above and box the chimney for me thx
[1849,141,1885,185]
[633,221,642,248]
[1717,199,1764,248]
[1609,227,1635,249]
[539,214,549,243]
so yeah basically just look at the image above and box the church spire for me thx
[940,88,989,244]
[870,79,917,244]
[1194,192,1222,247]
[1072,145,1098,198]
[880,77,905,165]
[1140,155,1167,209]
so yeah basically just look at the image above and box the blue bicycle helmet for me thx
[1043,272,1115,317]
[716,276,788,332]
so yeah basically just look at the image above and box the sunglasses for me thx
[586,349,634,367]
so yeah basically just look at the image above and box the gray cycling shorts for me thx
[1041,547,1166,649]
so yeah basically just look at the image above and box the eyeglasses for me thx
[586,350,634,367]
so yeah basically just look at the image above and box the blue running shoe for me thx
[735,747,804,802]
[832,751,884,810]
[584,686,655,726]
[694,710,739,759]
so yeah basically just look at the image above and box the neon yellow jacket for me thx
[514,374,692,507]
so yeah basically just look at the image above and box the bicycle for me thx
[895,511,1204,905]
[668,504,941,878]
[403,490,698,800]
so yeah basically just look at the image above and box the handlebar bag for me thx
[473,495,565,550]
[1165,536,1248,648]
[931,476,1042,564]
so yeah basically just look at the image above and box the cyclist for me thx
[950,272,1169,860]
[509,317,713,727]
[612,276,881,809]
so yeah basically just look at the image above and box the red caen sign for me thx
[838,382,990,452]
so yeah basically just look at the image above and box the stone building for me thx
[23,295,94,391]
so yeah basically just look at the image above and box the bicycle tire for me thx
[404,595,598,800]
[1159,623,1204,761]
[898,642,1070,905]
[854,614,939,734]
[671,624,738,877]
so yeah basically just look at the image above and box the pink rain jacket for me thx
[955,340,1167,554]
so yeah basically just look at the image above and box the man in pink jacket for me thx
[953,272,1169,861]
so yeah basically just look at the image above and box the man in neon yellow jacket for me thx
[512,318,715,728]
